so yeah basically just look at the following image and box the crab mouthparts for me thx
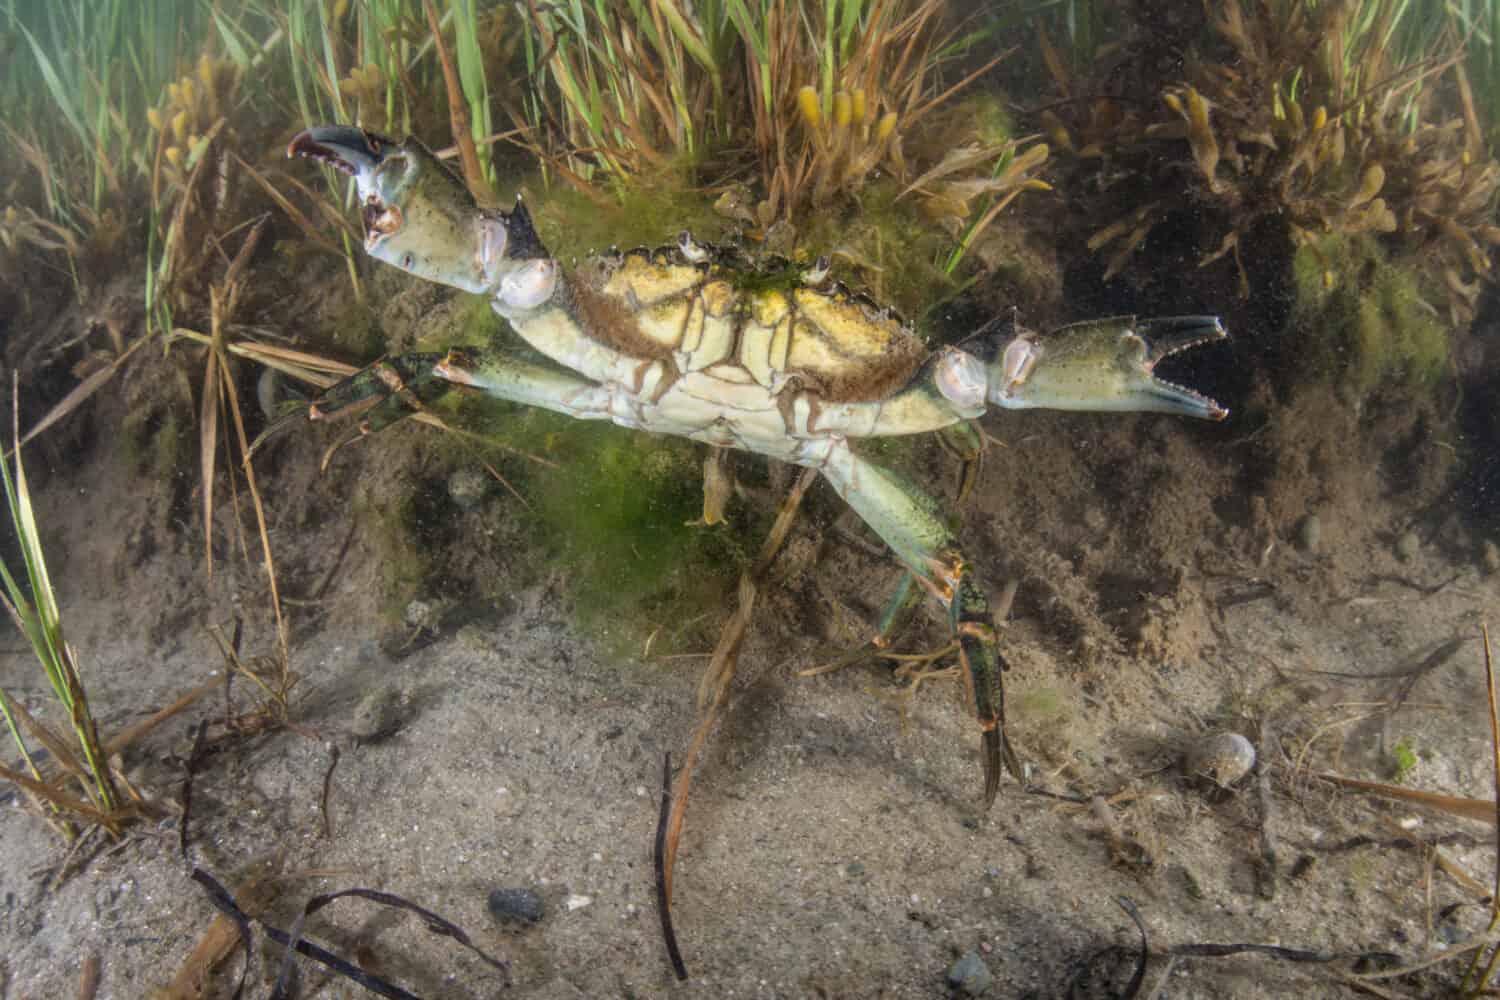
[361,199,402,248]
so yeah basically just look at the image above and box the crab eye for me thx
[478,218,508,274]
[402,252,415,269]
[999,337,1038,394]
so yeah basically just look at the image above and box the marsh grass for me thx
[514,0,1032,237]
[0,379,119,834]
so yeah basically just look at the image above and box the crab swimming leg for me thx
[815,439,1023,807]
[310,347,632,431]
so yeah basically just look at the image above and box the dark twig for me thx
[179,719,210,858]
[654,752,687,980]
[1117,897,1150,997]
[1066,896,1402,997]
[1255,716,1280,899]
[190,868,509,999]
[77,954,100,1000]
[189,870,254,1000]
[319,745,340,840]
[1067,896,1149,999]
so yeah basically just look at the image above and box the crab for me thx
[289,125,1229,807]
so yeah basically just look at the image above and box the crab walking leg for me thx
[310,347,630,429]
[816,439,1023,806]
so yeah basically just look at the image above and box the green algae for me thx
[429,389,753,655]
[122,402,190,480]
[1291,234,1450,393]
[325,299,385,358]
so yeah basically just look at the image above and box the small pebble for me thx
[946,951,994,996]
[256,368,288,421]
[565,894,592,911]
[404,598,443,631]
[351,683,407,743]
[1481,540,1500,575]
[1183,731,1256,788]
[1296,514,1322,553]
[487,887,544,925]
[1395,531,1420,562]
[447,466,490,511]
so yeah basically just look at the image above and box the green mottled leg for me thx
[799,571,917,680]
[817,441,1022,806]
[310,353,448,431]
[936,421,985,504]
[874,571,918,643]
[310,347,608,431]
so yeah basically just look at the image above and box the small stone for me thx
[1395,531,1420,562]
[256,367,289,421]
[844,861,866,878]
[351,683,407,743]
[1183,731,1256,788]
[404,598,442,631]
[564,894,592,911]
[1481,540,1500,575]
[448,466,490,511]
[1296,514,1322,553]
[946,951,994,996]
[1082,506,1108,533]
[487,887,544,925]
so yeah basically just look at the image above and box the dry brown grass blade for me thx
[0,762,125,829]
[1453,59,1486,164]
[216,341,289,687]
[199,343,221,578]
[227,342,356,388]
[1036,25,1072,98]
[15,329,151,449]
[3,124,62,217]
[235,155,352,258]
[424,0,496,208]
[903,49,1011,131]
[78,953,101,1000]
[1318,773,1497,825]
[156,856,285,1000]
[662,466,816,908]
[1461,623,1500,994]
[104,678,222,756]
[0,686,88,782]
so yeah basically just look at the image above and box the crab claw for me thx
[287,125,395,178]
[986,315,1229,421]
[288,125,515,297]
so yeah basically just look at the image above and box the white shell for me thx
[1184,731,1256,788]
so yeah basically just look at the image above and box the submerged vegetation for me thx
[1037,0,1500,330]
[4,5,1500,994]
[0,0,1495,620]
[0,0,1494,670]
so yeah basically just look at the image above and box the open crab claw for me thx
[287,125,395,178]
[288,125,517,297]
[987,315,1229,421]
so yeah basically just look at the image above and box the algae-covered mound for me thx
[1290,235,1449,394]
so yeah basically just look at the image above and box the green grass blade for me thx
[16,22,88,146]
